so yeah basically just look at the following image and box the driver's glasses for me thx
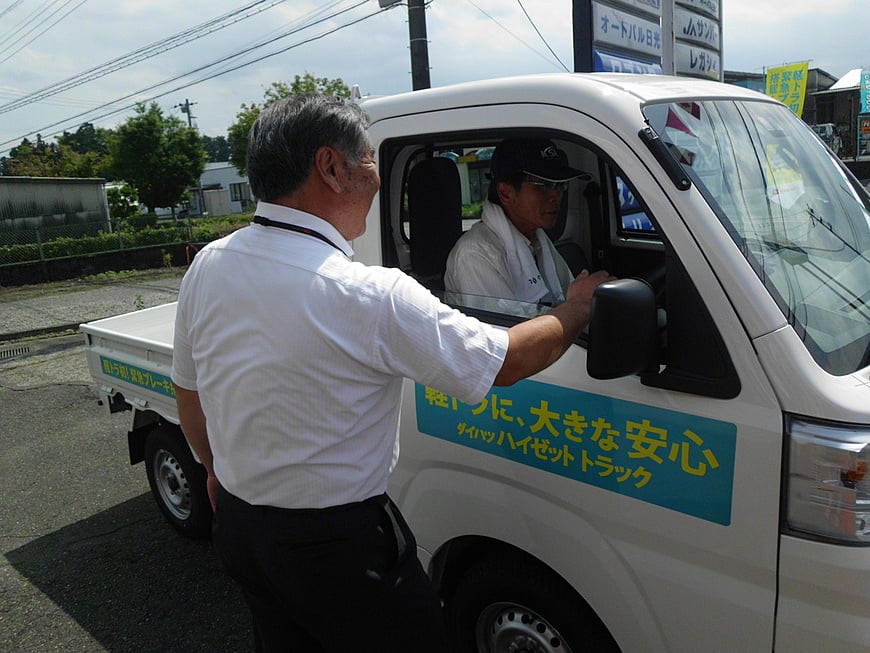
[523,175,568,193]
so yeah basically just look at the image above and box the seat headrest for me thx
[408,158,463,278]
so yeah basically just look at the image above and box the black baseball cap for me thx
[490,138,590,183]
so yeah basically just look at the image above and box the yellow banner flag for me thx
[765,62,809,116]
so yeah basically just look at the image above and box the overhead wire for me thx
[0,0,391,151]
[462,0,566,71]
[194,0,352,83]
[516,0,569,72]
[0,0,64,51]
[0,0,288,115]
[0,0,87,66]
[0,1,27,22]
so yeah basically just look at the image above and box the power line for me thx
[0,1,27,23]
[463,0,564,71]
[0,0,287,115]
[0,0,87,66]
[0,0,387,151]
[516,0,569,72]
[0,0,64,51]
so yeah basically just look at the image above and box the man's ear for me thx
[314,146,344,193]
[496,180,515,205]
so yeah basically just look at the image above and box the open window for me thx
[379,131,625,318]
[377,127,740,398]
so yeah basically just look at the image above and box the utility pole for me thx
[175,98,205,219]
[572,0,593,73]
[407,0,431,90]
[376,0,430,90]
[176,98,197,128]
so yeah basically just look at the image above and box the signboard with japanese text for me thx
[608,0,662,16]
[676,0,718,18]
[100,355,176,398]
[593,48,662,74]
[765,62,809,116]
[858,115,870,157]
[861,69,870,114]
[674,41,720,80]
[592,1,663,59]
[584,1,722,81]
[670,0,722,80]
[415,379,737,525]
[673,5,720,49]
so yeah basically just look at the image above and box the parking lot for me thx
[1,280,252,652]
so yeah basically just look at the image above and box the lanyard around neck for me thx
[252,215,343,253]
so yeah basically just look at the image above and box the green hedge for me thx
[462,201,483,220]
[0,214,251,265]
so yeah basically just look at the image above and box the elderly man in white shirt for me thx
[445,138,591,309]
[171,96,611,653]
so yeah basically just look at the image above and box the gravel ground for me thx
[0,268,186,342]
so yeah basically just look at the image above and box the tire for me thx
[143,425,212,538]
[446,556,620,653]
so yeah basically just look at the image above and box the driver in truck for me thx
[444,137,592,305]
[170,93,612,653]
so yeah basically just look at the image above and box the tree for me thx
[106,183,139,222]
[227,72,350,175]
[57,123,112,156]
[1,124,113,178]
[202,134,231,162]
[1,136,60,176]
[111,103,206,213]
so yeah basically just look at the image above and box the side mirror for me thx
[586,278,659,380]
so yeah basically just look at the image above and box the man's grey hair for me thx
[247,94,371,201]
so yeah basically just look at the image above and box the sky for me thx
[0,0,867,156]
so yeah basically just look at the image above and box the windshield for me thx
[644,99,870,375]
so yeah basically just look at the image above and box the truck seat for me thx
[407,157,463,290]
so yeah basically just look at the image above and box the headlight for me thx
[785,416,870,545]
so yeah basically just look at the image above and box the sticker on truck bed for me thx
[415,380,736,525]
[99,356,176,398]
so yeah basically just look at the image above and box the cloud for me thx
[722,0,866,75]
[724,0,855,24]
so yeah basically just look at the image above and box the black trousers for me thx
[213,487,450,653]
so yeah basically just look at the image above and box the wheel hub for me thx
[477,602,572,653]
[153,448,191,519]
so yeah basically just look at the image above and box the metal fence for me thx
[0,219,194,267]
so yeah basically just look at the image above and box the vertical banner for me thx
[857,116,870,158]
[765,62,809,116]
[861,69,870,114]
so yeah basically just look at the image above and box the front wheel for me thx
[446,556,619,653]
[143,425,212,538]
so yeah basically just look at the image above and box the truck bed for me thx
[80,302,179,424]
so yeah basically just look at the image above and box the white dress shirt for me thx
[444,201,574,305]
[172,201,509,509]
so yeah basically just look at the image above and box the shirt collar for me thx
[253,201,354,258]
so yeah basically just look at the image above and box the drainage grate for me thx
[0,345,30,360]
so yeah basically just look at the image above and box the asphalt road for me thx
[0,329,251,650]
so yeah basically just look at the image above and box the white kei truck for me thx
[81,73,870,653]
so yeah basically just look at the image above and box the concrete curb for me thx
[0,323,85,344]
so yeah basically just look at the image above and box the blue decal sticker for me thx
[100,356,176,398]
[416,380,736,525]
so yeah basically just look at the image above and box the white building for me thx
[189,161,252,217]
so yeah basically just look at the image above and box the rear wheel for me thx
[144,425,212,538]
[446,556,619,653]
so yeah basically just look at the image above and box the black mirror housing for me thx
[586,278,659,380]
